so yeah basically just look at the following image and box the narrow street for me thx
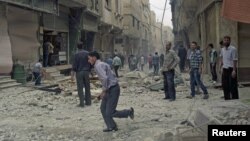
[1,67,249,141]
[1,0,250,140]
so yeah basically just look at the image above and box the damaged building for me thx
[171,0,250,82]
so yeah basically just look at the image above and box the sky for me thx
[149,0,173,28]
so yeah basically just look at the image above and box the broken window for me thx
[105,0,111,10]
[90,0,99,12]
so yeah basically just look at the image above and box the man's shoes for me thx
[186,95,194,99]
[85,103,91,106]
[195,91,201,95]
[103,127,118,132]
[203,94,209,99]
[77,104,84,108]
[129,107,134,120]
[169,99,175,102]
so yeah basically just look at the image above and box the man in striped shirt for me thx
[187,41,209,99]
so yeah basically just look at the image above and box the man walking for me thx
[178,45,187,72]
[208,43,218,84]
[148,54,153,70]
[140,55,145,71]
[187,41,209,99]
[88,51,134,132]
[112,55,122,77]
[220,36,239,100]
[162,42,179,101]
[152,52,160,75]
[33,59,43,86]
[71,42,91,107]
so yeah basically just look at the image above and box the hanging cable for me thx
[161,0,168,49]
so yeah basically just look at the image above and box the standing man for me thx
[187,41,209,99]
[152,52,160,75]
[208,43,218,84]
[43,38,54,67]
[186,45,191,71]
[112,55,122,77]
[178,45,187,72]
[161,42,180,101]
[160,53,164,68]
[71,42,91,107]
[148,54,153,70]
[88,51,134,132]
[220,36,239,100]
[140,55,145,71]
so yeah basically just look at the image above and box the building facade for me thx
[171,0,250,82]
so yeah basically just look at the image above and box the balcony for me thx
[59,0,87,8]
[0,0,58,14]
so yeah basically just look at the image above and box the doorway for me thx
[43,30,68,67]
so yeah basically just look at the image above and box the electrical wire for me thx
[161,0,168,49]
[150,3,171,11]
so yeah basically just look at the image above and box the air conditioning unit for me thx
[114,12,119,17]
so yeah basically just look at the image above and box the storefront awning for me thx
[82,12,99,32]
[43,11,69,32]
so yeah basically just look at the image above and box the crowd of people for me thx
[31,35,239,132]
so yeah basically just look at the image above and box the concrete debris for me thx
[124,71,147,79]
[148,81,164,91]
[143,78,152,85]
[148,77,184,91]
[153,76,161,81]
[1,68,250,141]
[119,82,128,88]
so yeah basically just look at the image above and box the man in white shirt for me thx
[112,55,122,77]
[220,36,239,100]
[33,59,43,85]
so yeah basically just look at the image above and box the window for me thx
[105,0,112,10]
[115,0,119,13]
[90,0,99,12]
[115,38,123,44]
[133,17,135,27]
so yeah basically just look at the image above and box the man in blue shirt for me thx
[88,51,134,132]
[152,52,160,75]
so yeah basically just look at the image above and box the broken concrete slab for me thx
[148,81,164,91]
[190,109,221,134]
[124,71,147,79]
[148,78,184,91]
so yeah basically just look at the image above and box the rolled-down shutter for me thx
[7,5,40,63]
[43,11,69,32]
[0,4,13,74]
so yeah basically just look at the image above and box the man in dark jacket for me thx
[178,45,187,72]
[71,42,91,107]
